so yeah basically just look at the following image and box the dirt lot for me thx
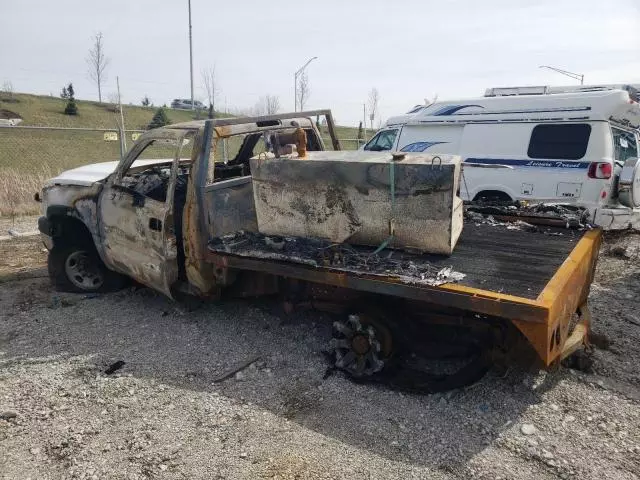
[1,232,639,479]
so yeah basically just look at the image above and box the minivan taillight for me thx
[588,162,612,179]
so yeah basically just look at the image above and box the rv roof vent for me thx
[484,86,550,97]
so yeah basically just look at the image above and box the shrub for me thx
[64,99,78,115]
[63,82,78,115]
[148,107,170,129]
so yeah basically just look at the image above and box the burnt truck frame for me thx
[38,110,339,297]
[38,109,601,385]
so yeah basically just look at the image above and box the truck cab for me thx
[37,111,341,295]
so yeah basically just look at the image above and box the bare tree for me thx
[252,95,281,116]
[106,92,120,113]
[86,32,109,103]
[201,67,219,117]
[264,95,280,115]
[1,81,14,98]
[367,88,379,129]
[297,72,310,111]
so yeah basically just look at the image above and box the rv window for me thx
[364,129,398,151]
[612,128,638,163]
[527,124,591,160]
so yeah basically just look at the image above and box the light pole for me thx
[363,103,367,142]
[294,56,317,112]
[539,65,584,85]
[188,0,194,110]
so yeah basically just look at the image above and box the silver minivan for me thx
[171,99,206,110]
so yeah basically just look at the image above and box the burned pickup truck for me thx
[37,110,339,295]
[38,110,601,389]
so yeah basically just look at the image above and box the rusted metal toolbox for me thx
[250,151,463,255]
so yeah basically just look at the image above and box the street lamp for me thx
[188,0,194,110]
[294,56,317,112]
[539,65,584,85]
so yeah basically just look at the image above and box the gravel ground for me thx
[1,233,639,479]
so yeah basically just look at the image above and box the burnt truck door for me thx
[98,128,194,297]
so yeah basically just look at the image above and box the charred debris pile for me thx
[210,203,588,287]
[465,201,593,232]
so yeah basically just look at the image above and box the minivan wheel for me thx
[48,245,126,293]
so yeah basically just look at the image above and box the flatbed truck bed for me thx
[208,221,601,367]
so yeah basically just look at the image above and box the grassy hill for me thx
[0,92,366,136]
[0,92,372,216]
[0,93,208,130]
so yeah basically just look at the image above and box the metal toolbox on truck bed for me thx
[250,151,463,255]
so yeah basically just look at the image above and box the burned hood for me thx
[45,161,120,187]
[44,159,174,187]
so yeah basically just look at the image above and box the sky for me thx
[2,0,639,127]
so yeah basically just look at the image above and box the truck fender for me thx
[43,201,108,265]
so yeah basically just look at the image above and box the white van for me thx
[363,85,640,229]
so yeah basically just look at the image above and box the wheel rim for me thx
[330,314,388,377]
[64,250,104,290]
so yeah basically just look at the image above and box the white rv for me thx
[364,85,640,229]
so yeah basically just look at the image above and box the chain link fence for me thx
[0,126,144,216]
[0,125,366,216]
[0,126,145,174]
[0,126,365,174]
[338,138,366,150]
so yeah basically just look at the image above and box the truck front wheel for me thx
[48,245,126,293]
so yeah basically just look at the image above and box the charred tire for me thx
[48,245,127,293]
[331,313,392,378]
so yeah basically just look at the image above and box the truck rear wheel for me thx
[48,245,126,293]
[330,308,493,392]
[331,313,392,378]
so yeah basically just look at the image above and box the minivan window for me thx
[364,129,398,151]
[612,127,638,163]
[527,124,591,160]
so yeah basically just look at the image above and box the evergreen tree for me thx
[64,82,78,115]
[148,107,170,129]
